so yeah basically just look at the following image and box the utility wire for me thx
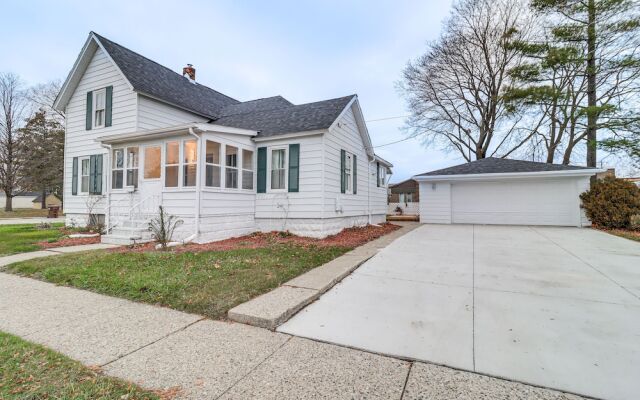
[365,115,410,123]
[373,131,424,148]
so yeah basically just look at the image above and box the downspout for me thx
[100,143,112,232]
[367,158,371,224]
[184,127,201,243]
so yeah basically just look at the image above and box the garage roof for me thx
[416,157,591,177]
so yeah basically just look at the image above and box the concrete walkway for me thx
[0,216,65,225]
[0,243,117,267]
[0,271,584,399]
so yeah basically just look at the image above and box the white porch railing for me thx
[106,194,161,233]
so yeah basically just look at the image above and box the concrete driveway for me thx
[279,225,640,400]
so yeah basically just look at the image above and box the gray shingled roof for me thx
[93,33,357,138]
[416,157,590,176]
[94,33,239,119]
[214,95,356,137]
[220,96,293,117]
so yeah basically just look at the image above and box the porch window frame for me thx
[163,138,199,191]
[204,140,222,188]
[182,139,198,188]
[111,146,139,191]
[241,149,255,190]
[224,144,239,189]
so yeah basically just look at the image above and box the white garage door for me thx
[451,179,579,226]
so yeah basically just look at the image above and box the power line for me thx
[373,131,423,148]
[365,115,410,123]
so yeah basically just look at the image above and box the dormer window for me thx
[93,89,106,128]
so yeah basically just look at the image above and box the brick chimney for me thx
[182,64,196,81]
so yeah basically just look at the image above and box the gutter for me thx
[413,168,605,182]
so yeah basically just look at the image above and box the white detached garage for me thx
[414,158,602,227]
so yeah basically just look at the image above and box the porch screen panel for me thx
[165,141,179,187]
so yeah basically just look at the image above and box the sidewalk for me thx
[0,266,583,399]
[0,216,65,225]
[0,243,117,267]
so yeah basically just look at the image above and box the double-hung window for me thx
[165,141,180,187]
[93,89,106,128]
[183,140,197,187]
[80,158,90,194]
[242,149,254,190]
[378,164,386,187]
[345,152,353,193]
[205,141,221,187]
[270,148,286,190]
[225,145,238,189]
[112,149,124,189]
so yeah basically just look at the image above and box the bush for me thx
[580,177,640,229]
[148,206,183,250]
[630,214,640,231]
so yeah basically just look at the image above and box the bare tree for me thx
[400,0,535,161]
[0,73,29,211]
[26,80,64,122]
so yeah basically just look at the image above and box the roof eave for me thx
[413,168,604,182]
[252,129,326,142]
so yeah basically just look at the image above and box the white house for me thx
[53,32,392,244]
[414,158,602,227]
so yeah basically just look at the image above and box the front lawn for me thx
[0,209,51,219]
[0,224,65,256]
[4,243,348,319]
[0,331,159,399]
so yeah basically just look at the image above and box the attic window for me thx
[93,89,106,128]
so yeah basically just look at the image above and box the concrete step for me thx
[101,234,153,246]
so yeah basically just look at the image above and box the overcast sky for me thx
[1,0,490,182]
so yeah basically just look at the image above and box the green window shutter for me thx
[353,154,357,194]
[89,154,103,195]
[340,149,346,194]
[257,147,267,193]
[376,162,380,187]
[288,144,300,193]
[105,86,113,127]
[86,91,92,130]
[72,157,78,195]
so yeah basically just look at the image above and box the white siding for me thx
[419,182,452,224]
[255,135,324,219]
[137,96,206,130]
[63,46,137,220]
[323,105,387,220]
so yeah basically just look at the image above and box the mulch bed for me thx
[114,223,401,254]
[38,235,101,249]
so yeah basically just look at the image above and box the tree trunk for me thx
[586,0,597,167]
[4,193,13,212]
[41,188,47,209]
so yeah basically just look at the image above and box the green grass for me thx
[3,244,349,319]
[0,331,159,399]
[0,209,52,218]
[0,224,65,256]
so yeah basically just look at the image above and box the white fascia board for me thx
[413,168,604,182]
[375,154,393,168]
[194,123,258,136]
[96,124,195,144]
[53,35,96,111]
[252,130,325,142]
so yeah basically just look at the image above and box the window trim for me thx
[93,88,106,129]
[224,144,239,189]
[344,151,353,194]
[204,140,222,188]
[163,140,181,189]
[241,149,255,190]
[268,146,288,192]
[79,156,90,195]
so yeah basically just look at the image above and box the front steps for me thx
[102,220,153,246]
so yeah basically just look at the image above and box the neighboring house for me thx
[32,193,63,209]
[0,192,39,209]
[53,32,392,244]
[387,179,419,215]
[414,158,602,227]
